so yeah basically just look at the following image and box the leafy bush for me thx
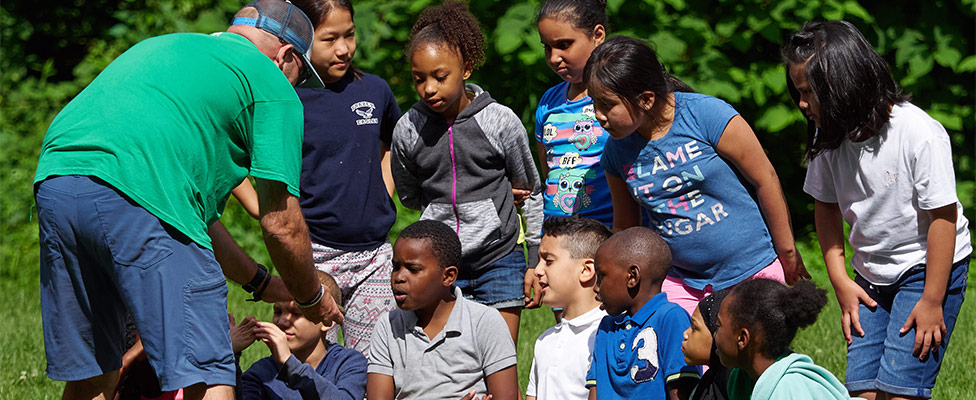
[1,0,973,390]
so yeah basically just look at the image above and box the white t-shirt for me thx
[526,306,607,399]
[804,102,971,285]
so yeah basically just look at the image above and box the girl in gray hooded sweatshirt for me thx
[390,0,544,343]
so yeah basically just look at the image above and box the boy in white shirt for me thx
[527,216,612,400]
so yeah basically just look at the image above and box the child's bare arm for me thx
[815,200,876,344]
[231,177,261,219]
[483,365,519,400]
[380,142,395,199]
[535,141,550,178]
[901,203,956,360]
[587,386,596,400]
[714,115,809,284]
[606,174,640,232]
[366,373,394,400]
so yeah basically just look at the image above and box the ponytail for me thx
[727,279,827,358]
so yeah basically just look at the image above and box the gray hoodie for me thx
[391,84,543,272]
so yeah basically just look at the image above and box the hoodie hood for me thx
[752,353,852,400]
[411,83,493,123]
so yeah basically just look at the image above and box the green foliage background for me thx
[2,0,974,397]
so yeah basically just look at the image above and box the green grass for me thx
[1,205,974,398]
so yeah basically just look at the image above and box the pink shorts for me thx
[662,258,786,316]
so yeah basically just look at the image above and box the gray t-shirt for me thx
[367,286,517,399]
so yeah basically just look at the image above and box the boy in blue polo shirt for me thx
[586,227,700,400]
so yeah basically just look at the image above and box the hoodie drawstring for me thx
[448,121,461,234]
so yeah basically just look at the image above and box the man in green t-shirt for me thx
[32,1,339,399]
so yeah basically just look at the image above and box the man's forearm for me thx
[260,202,319,303]
[209,221,260,285]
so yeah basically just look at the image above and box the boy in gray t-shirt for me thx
[366,221,519,400]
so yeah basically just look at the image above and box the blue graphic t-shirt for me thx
[535,81,613,225]
[602,92,778,290]
[585,293,700,400]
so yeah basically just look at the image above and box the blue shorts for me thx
[36,176,235,390]
[845,256,969,398]
[454,249,526,309]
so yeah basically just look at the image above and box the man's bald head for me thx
[599,227,671,284]
[225,0,323,88]
[228,7,281,56]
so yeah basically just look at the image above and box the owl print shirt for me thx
[535,81,614,225]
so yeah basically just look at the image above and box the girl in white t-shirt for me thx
[784,20,971,400]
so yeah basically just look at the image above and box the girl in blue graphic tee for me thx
[533,0,614,225]
[584,36,809,315]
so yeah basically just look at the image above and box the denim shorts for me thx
[36,176,235,390]
[454,249,526,309]
[845,256,970,398]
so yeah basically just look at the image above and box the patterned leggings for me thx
[311,241,395,355]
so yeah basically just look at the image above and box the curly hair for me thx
[542,216,612,259]
[407,0,485,68]
[396,220,462,269]
[782,20,909,160]
[726,279,827,358]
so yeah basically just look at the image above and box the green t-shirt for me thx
[35,32,303,249]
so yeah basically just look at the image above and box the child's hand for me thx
[229,313,257,353]
[900,298,946,361]
[459,390,493,400]
[778,248,811,285]
[833,277,877,344]
[512,188,531,208]
[253,321,292,365]
[524,270,543,308]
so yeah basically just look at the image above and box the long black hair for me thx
[537,0,608,33]
[725,279,827,358]
[583,36,693,112]
[782,20,909,160]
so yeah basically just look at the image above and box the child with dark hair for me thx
[526,216,611,400]
[714,279,852,400]
[588,227,700,400]
[784,20,971,400]
[680,289,733,400]
[232,0,400,354]
[238,271,367,400]
[534,0,612,225]
[584,36,809,317]
[391,0,544,343]
[366,220,519,400]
